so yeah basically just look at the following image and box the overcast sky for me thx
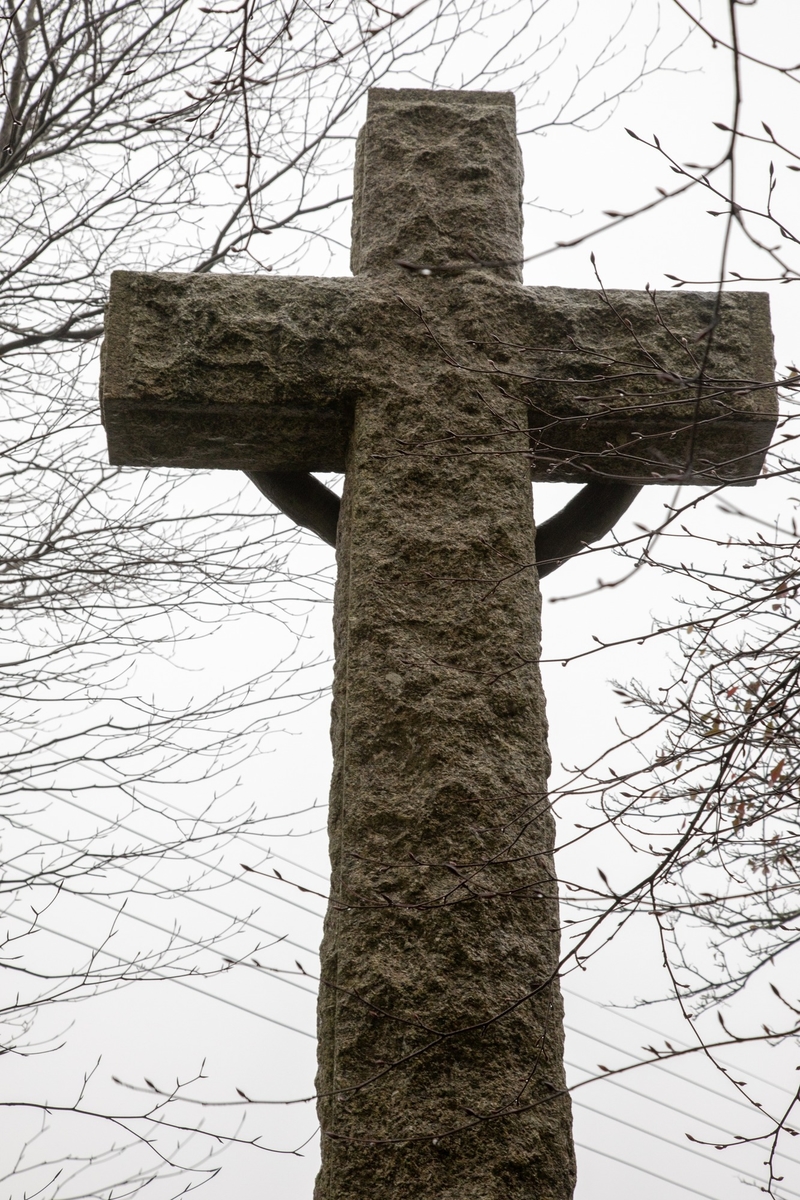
[4,3,800,1198]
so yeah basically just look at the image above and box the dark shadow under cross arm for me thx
[246,470,341,548]
[534,481,642,578]
[247,472,642,578]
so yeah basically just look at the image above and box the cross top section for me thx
[351,89,523,281]
[101,87,777,499]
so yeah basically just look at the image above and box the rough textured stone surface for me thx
[315,273,575,1199]
[518,285,775,484]
[101,270,775,484]
[314,89,574,1200]
[97,87,780,1200]
[350,89,524,281]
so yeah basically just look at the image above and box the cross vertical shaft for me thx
[315,91,576,1199]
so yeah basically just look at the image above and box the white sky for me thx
[4,2,800,1198]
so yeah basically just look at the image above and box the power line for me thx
[12,811,321,959]
[565,1020,794,1119]
[572,1095,800,1198]
[59,775,788,1114]
[13,821,793,1139]
[2,729,328,923]
[10,746,794,1194]
[34,875,794,1146]
[564,984,795,1100]
[3,898,780,1195]
[7,730,330,883]
[2,909,316,1040]
[14,807,793,1152]
[50,789,326,919]
[575,1140,725,1200]
[7,914,790,1196]
[11,867,318,998]
[57,770,789,1118]
[116,785,331,883]
[18,799,793,1114]
[566,1055,800,1171]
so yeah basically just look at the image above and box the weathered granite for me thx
[350,88,524,281]
[315,275,575,1198]
[101,270,775,484]
[98,87,779,1200]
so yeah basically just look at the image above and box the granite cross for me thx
[100,89,777,1200]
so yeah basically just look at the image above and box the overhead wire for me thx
[13,790,327,921]
[8,811,321,958]
[5,914,792,1196]
[47,775,791,1111]
[18,800,796,1119]
[575,1140,726,1200]
[2,909,316,1040]
[12,802,795,1130]
[8,746,795,1195]
[108,784,331,882]
[571,1094,800,1198]
[563,984,798,1099]
[3,729,331,882]
[3,859,318,997]
[566,1055,800,1171]
[564,1019,794,1118]
[11,796,795,1153]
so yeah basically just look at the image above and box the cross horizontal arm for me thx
[101,271,358,472]
[101,270,776,485]
[519,285,776,485]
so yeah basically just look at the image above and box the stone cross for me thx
[99,89,776,1200]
